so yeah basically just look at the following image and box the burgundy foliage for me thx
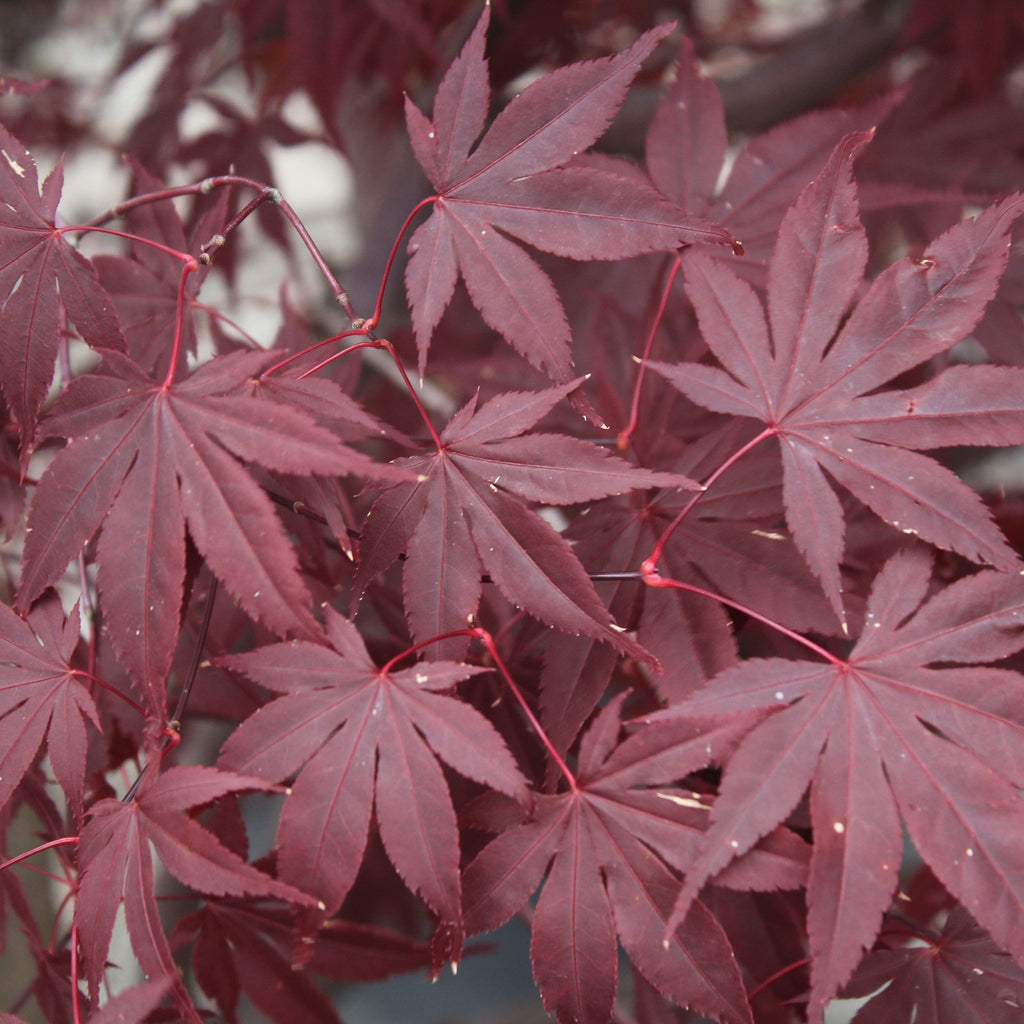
[1,2,1023,1022]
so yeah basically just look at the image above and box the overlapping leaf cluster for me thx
[1,2,1024,1022]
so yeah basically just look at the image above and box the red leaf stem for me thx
[370,194,438,331]
[617,252,681,451]
[644,426,777,573]
[639,569,843,667]
[473,628,578,791]
[0,836,80,875]
[161,256,201,388]
[263,328,371,377]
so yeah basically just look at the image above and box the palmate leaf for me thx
[539,427,840,764]
[462,696,809,1024]
[354,380,695,660]
[0,121,124,446]
[843,906,1024,1022]
[0,592,97,819]
[652,131,1024,624]
[75,765,314,1020]
[172,902,342,1024]
[650,547,1024,1021]
[218,606,530,956]
[18,348,402,720]
[172,899,434,1024]
[403,6,734,381]
[645,36,886,282]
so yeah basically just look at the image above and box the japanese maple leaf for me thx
[80,979,171,1024]
[843,906,1024,1022]
[172,901,343,1024]
[649,547,1024,1021]
[354,380,695,660]
[855,61,1024,213]
[0,592,97,820]
[645,37,885,283]
[899,0,1024,97]
[537,425,841,768]
[651,132,1024,624]
[217,606,530,956]
[75,764,315,1019]
[172,900,433,1024]
[403,7,734,381]
[0,121,123,446]
[18,348,396,720]
[462,695,809,1024]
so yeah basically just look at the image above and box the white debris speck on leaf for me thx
[967,847,974,857]
[775,691,785,700]
[3,150,26,177]
[427,131,435,139]
[833,821,845,834]
[730,839,739,848]
[415,673,428,684]
[656,791,707,810]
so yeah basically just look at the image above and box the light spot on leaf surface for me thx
[833,821,845,834]
[2,149,25,176]
[656,791,707,809]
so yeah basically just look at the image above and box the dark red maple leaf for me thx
[217,606,530,955]
[0,121,123,447]
[354,379,695,660]
[82,978,171,1024]
[0,591,97,820]
[855,60,1024,214]
[403,7,734,381]
[651,132,1024,624]
[645,37,885,283]
[462,695,809,1024]
[844,906,1024,1022]
[230,0,456,147]
[172,898,434,1024]
[172,901,342,1024]
[649,547,1024,1021]
[18,348,401,720]
[75,764,315,1019]
[898,0,1024,98]
[536,421,842,772]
